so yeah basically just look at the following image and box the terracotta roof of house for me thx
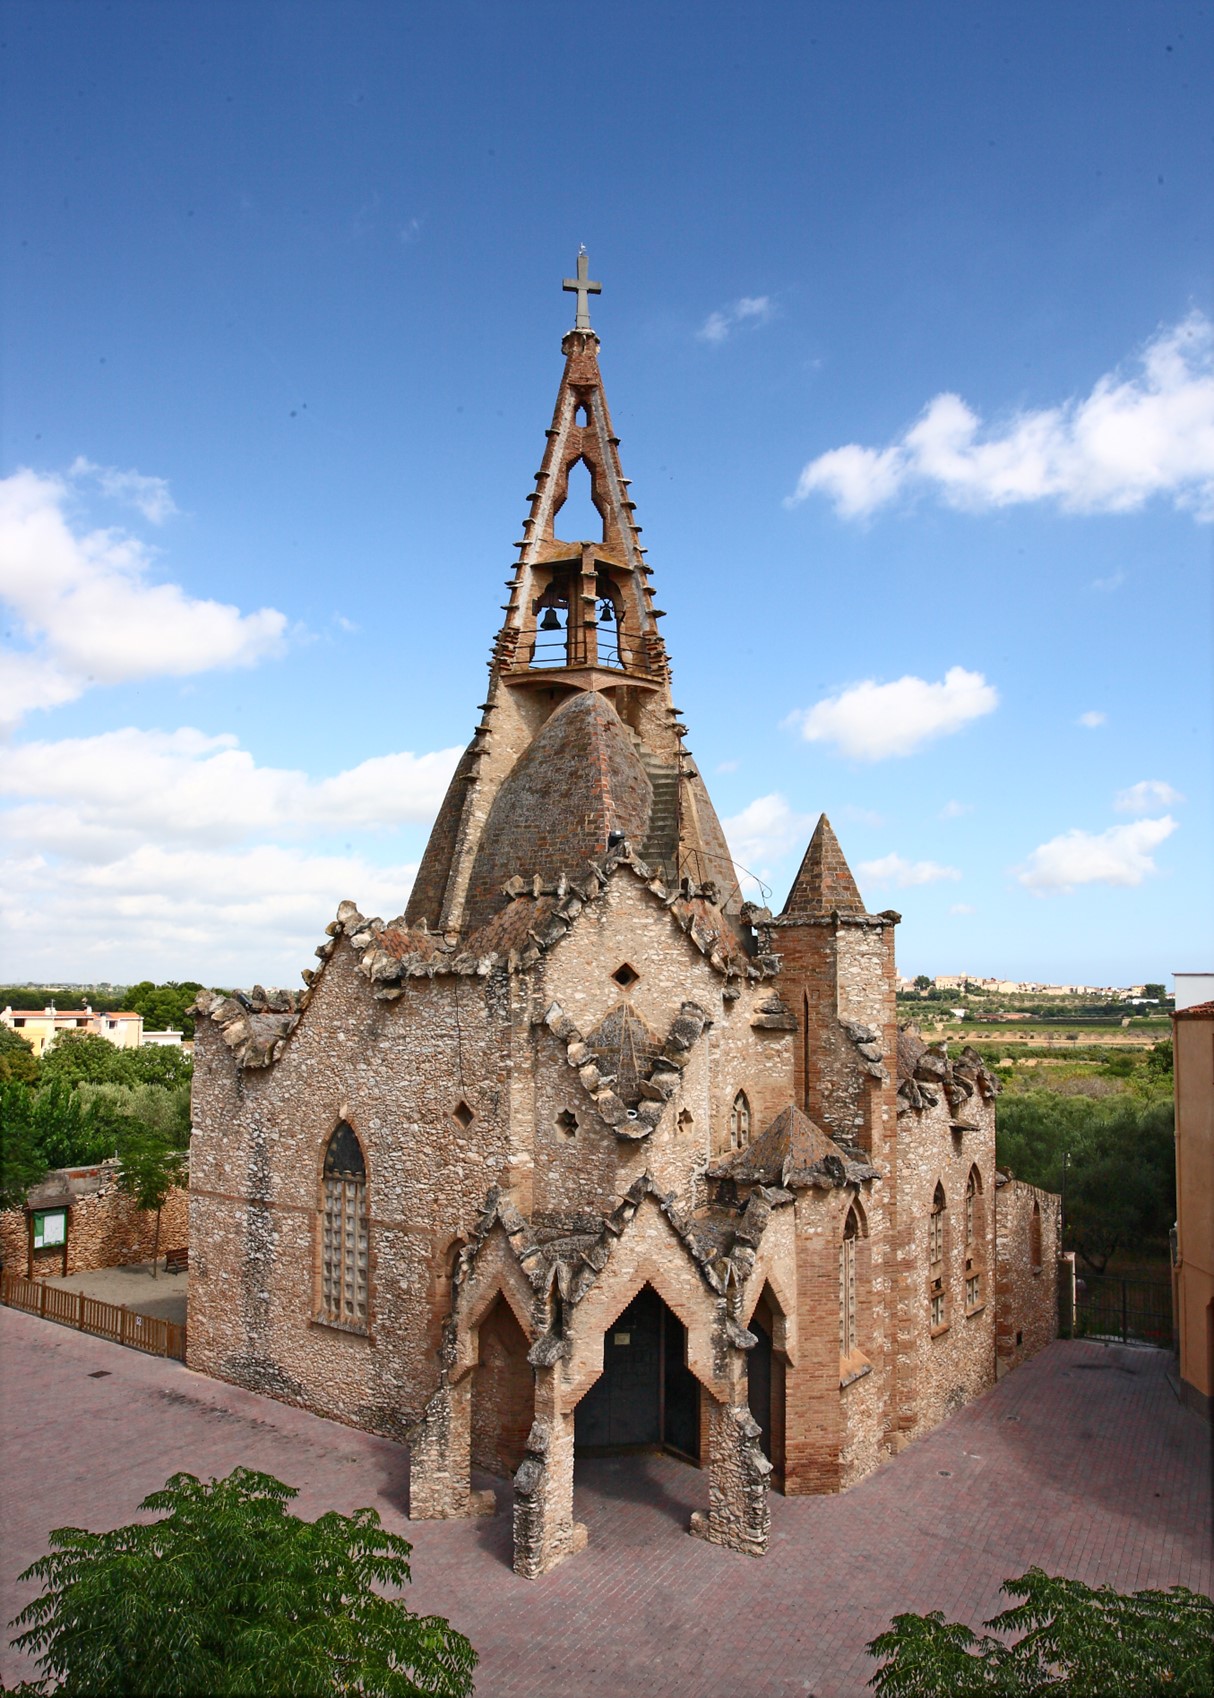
[1174,999,1214,1019]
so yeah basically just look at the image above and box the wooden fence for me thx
[0,1272,186,1362]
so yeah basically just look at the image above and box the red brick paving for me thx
[1,1309,1209,1697]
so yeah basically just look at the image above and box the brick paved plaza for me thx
[1,1307,1209,1697]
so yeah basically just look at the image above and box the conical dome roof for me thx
[461,693,653,936]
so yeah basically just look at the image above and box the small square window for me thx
[611,963,639,988]
[452,1100,474,1130]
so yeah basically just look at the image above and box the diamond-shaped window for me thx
[611,963,639,988]
[452,1100,474,1130]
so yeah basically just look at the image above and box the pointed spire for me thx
[780,815,865,920]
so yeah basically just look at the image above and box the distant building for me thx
[141,1029,185,1049]
[1,1005,143,1058]
[1173,991,1213,1421]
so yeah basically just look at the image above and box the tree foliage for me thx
[11,1467,477,1697]
[0,1026,40,1086]
[125,980,204,1040]
[996,1090,1175,1271]
[867,1568,1213,1696]
[39,1031,192,1091]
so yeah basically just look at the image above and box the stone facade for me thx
[188,276,1059,1575]
[0,1164,188,1280]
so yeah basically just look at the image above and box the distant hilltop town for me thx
[898,977,1161,999]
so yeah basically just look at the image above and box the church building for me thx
[188,259,1059,1575]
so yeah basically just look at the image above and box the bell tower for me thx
[404,255,742,939]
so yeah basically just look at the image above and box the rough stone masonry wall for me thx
[535,875,794,1211]
[994,1177,1060,1374]
[188,941,517,1439]
[0,1173,189,1280]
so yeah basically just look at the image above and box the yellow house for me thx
[1,1005,144,1059]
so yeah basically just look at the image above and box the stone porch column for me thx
[690,1397,772,1557]
[408,1372,494,1520]
[511,1366,587,1577]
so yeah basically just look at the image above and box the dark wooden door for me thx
[575,1287,700,1460]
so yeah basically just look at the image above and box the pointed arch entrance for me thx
[574,1284,700,1461]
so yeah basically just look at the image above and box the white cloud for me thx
[715,759,740,774]
[858,852,961,888]
[1090,569,1127,592]
[697,296,773,344]
[1114,779,1185,814]
[722,792,815,873]
[69,457,179,524]
[0,467,287,728]
[787,666,998,760]
[1077,710,1107,729]
[1015,816,1177,893]
[0,727,462,849]
[949,903,976,915]
[939,799,973,820]
[0,727,463,982]
[841,804,886,828]
[788,311,1214,520]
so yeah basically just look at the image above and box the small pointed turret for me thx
[780,815,865,920]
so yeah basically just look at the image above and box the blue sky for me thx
[1,0,1210,989]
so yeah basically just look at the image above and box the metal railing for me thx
[1,1271,186,1361]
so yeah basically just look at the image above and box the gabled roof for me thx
[779,815,865,920]
[709,1103,878,1190]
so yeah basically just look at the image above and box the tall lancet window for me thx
[839,1203,863,1359]
[729,1091,751,1151]
[321,1121,368,1330]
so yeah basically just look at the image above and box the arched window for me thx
[320,1122,368,1330]
[964,1167,985,1311]
[929,1183,946,1329]
[965,1167,984,1245]
[840,1203,863,1358]
[929,1182,946,1265]
[1029,1199,1043,1271]
[729,1091,751,1151]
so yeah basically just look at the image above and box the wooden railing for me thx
[0,1272,186,1361]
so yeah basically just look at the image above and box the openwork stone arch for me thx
[729,1090,752,1152]
[319,1121,368,1331]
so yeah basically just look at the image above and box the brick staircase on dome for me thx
[624,727,680,877]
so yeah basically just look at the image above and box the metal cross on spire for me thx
[562,246,601,331]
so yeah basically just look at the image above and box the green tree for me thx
[11,1467,477,1697]
[913,975,932,991]
[30,1080,117,1171]
[39,1032,118,1087]
[114,1127,187,1275]
[996,1091,1175,1271]
[0,1082,46,1212]
[1146,1038,1174,1079]
[867,1567,1212,1696]
[109,1043,192,1090]
[0,1026,40,1086]
[126,980,204,1040]
[1143,983,1167,1001]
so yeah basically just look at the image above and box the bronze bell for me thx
[599,600,615,623]
[540,606,562,631]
